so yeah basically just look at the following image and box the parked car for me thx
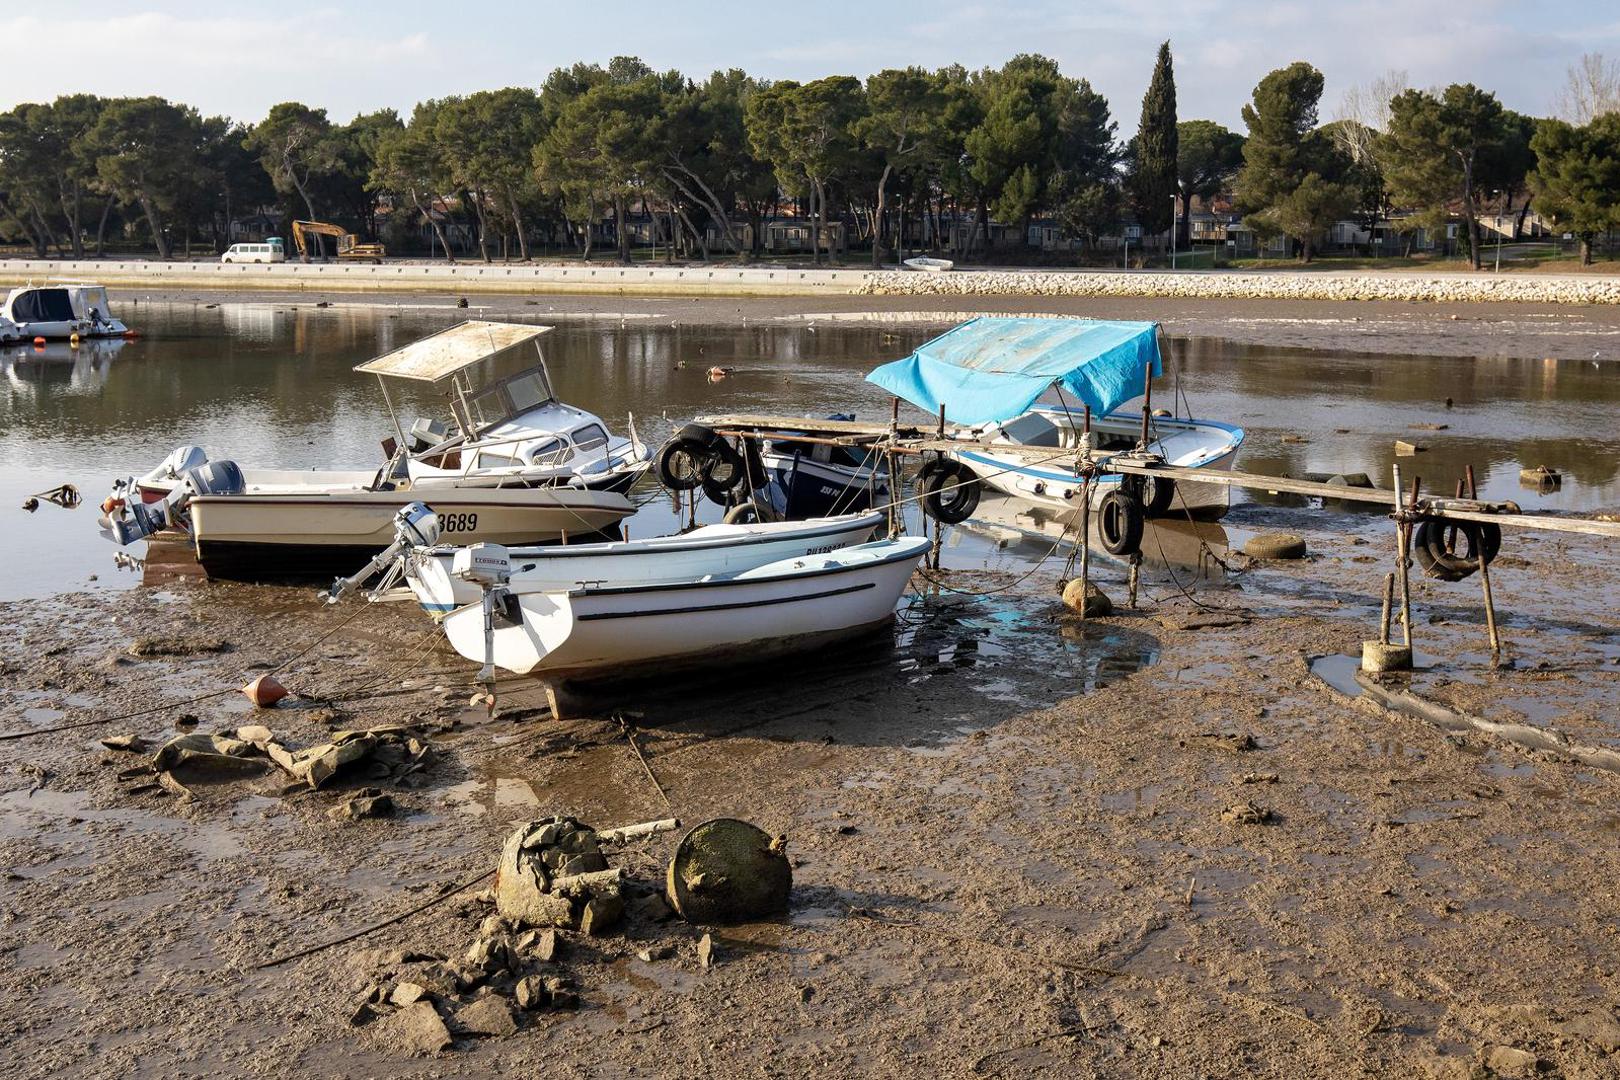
[222,239,286,264]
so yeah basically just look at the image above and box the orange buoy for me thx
[32,336,46,347]
[100,496,124,515]
[69,332,81,347]
[242,674,289,708]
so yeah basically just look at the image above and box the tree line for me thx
[1,49,1617,266]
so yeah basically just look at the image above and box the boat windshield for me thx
[467,366,555,429]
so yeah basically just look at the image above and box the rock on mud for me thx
[1061,578,1113,617]
[454,994,518,1037]
[377,1000,451,1055]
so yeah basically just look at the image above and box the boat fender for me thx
[655,436,709,492]
[1098,490,1145,557]
[1411,518,1501,582]
[922,461,981,524]
[1139,473,1177,517]
[723,500,782,525]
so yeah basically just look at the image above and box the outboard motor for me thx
[102,459,244,546]
[134,445,209,496]
[452,543,515,703]
[325,502,441,604]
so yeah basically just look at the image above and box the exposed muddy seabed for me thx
[2,498,1619,1078]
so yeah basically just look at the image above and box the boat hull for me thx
[951,410,1244,520]
[408,512,885,613]
[188,488,633,581]
[760,451,889,519]
[440,538,929,682]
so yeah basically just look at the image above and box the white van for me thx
[222,239,286,264]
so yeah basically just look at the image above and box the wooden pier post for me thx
[1380,572,1394,645]
[1391,464,1414,650]
[1466,465,1502,660]
[1078,477,1094,621]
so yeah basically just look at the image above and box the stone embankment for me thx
[859,268,1620,305]
[3,257,1618,304]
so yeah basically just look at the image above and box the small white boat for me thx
[868,317,1244,525]
[1,283,129,341]
[952,407,1243,517]
[398,511,886,614]
[439,536,930,708]
[903,257,954,273]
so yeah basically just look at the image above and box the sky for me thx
[4,1,1617,132]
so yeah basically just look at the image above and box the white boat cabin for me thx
[1,284,129,341]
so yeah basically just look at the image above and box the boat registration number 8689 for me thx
[440,513,479,533]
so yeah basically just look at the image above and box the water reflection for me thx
[2,300,1617,600]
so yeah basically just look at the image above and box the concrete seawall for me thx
[3,257,1618,304]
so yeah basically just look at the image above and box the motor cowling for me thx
[159,445,208,480]
[395,502,440,548]
[182,460,245,497]
[452,543,511,586]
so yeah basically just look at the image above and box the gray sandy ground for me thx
[2,496,1618,1077]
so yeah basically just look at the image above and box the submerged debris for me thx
[1242,533,1308,560]
[128,634,232,657]
[1220,801,1275,826]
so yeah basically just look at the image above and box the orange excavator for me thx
[290,220,386,263]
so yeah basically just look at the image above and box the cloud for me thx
[0,11,435,121]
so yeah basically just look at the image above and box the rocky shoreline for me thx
[5,256,1620,304]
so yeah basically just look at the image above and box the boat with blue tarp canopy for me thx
[865,317,1163,425]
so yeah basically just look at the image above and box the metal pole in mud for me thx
[1391,464,1414,649]
[1466,464,1502,660]
[1128,552,1141,608]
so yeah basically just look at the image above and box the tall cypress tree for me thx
[1130,41,1178,240]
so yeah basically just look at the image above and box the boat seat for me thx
[999,413,1063,447]
[409,417,447,453]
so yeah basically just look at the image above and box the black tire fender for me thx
[1098,489,1145,556]
[655,436,710,492]
[922,460,981,524]
[1139,473,1176,517]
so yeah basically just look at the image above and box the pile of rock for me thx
[857,268,1620,306]
[353,815,685,1055]
[495,815,680,935]
[354,927,580,1053]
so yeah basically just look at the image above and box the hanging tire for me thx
[1098,489,1145,556]
[922,461,981,524]
[699,441,747,505]
[723,500,781,525]
[1139,473,1176,517]
[1412,518,1501,581]
[655,437,710,492]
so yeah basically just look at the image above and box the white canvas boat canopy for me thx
[353,320,553,383]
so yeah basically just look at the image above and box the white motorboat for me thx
[1,283,130,341]
[951,406,1243,517]
[131,321,650,504]
[439,535,930,710]
[100,321,646,579]
[902,257,954,272]
[388,510,886,614]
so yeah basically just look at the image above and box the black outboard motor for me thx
[104,460,245,545]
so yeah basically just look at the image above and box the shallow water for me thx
[2,299,1617,601]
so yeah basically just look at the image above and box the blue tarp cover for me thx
[865,317,1161,425]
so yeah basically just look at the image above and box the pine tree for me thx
[1129,42,1178,240]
